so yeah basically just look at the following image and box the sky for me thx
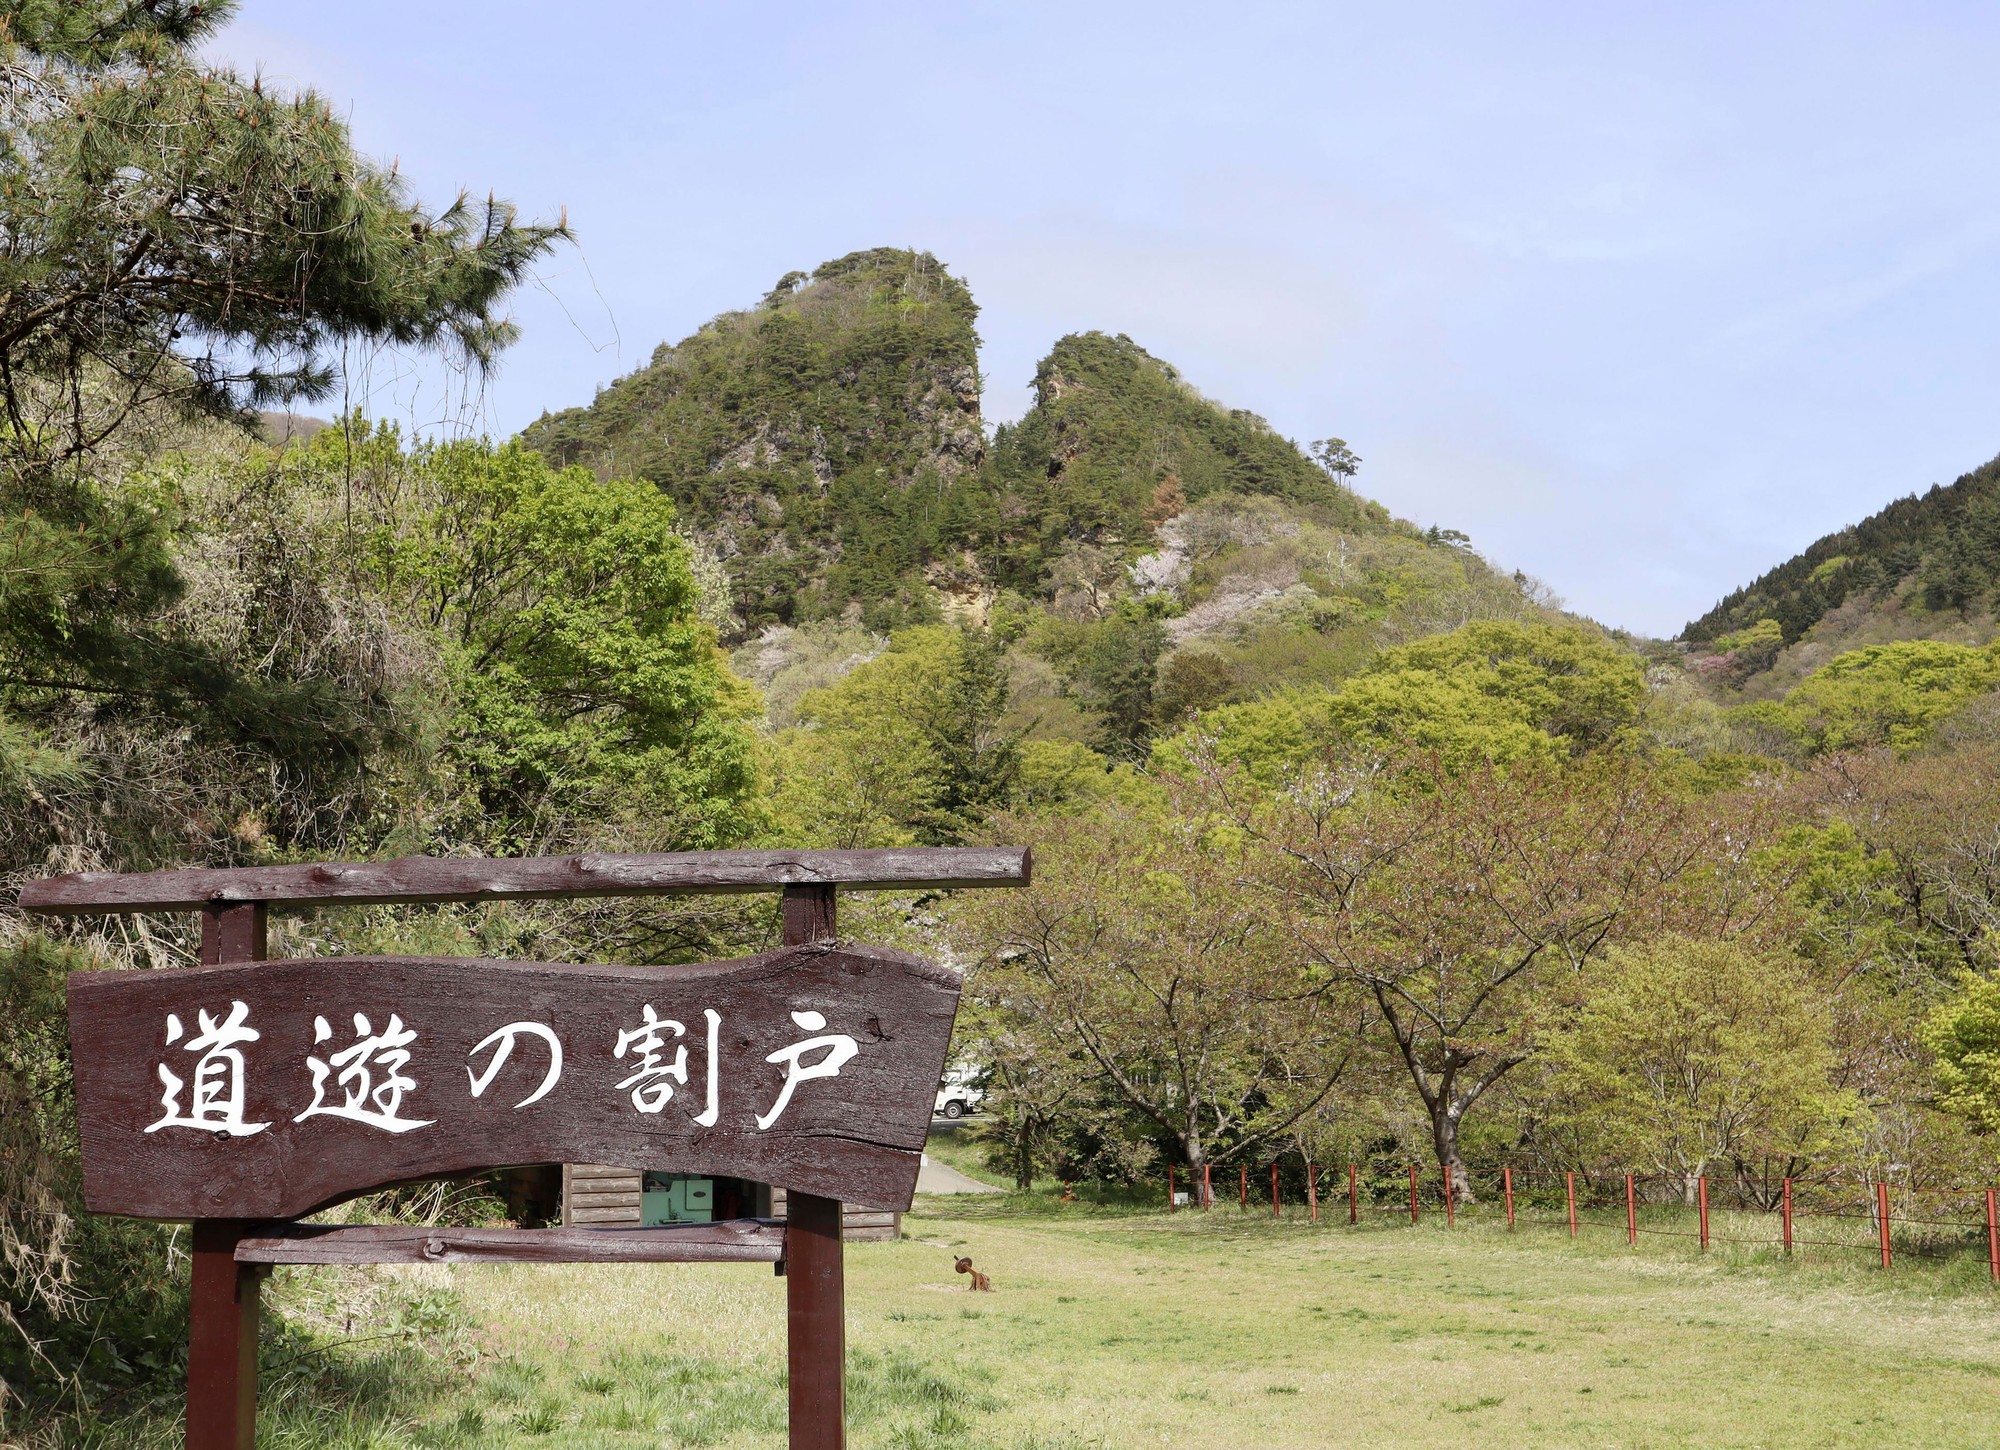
[209,1,2000,637]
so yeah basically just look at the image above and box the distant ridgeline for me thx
[523,248,1394,637]
[1683,452,2000,668]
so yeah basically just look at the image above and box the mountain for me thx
[1682,452,2000,684]
[977,330,1391,588]
[524,247,984,631]
[524,250,1416,639]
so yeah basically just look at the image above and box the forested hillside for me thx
[525,249,983,629]
[530,249,1548,767]
[1682,451,2000,686]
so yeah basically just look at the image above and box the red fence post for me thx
[1349,1163,1359,1225]
[1444,1171,1455,1228]
[1697,1176,1710,1251]
[1503,1167,1515,1230]
[1566,1172,1577,1238]
[1877,1181,1892,1271]
[1169,1164,1177,1213]
[1240,1165,1248,1211]
[1202,1163,1211,1211]
[1308,1163,1318,1223]
[1625,1174,1637,1247]
[1782,1178,1793,1256]
[1409,1165,1420,1225]
[1986,1189,1998,1285]
[1272,1163,1280,1219]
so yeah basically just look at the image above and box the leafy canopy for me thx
[1924,974,2000,1134]
[0,0,565,791]
[764,625,1019,846]
[1533,935,1860,1178]
[311,423,759,850]
[1,0,567,460]
[1748,640,2000,755]
[1163,619,1644,778]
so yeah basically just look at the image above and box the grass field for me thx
[53,1165,2000,1449]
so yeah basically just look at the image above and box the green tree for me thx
[1310,437,1362,489]
[1161,619,1645,779]
[1213,748,1762,1202]
[1531,936,1861,1195]
[1,1,564,462]
[1923,975,2000,1134]
[0,0,565,799]
[322,425,760,850]
[1331,619,1644,760]
[951,800,1362,1183]
[1749,641,2000,756]
[769,625,1021,845]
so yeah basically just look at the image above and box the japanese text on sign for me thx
[144,998,858,1138]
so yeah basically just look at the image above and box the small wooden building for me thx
[562,1164,899,1241]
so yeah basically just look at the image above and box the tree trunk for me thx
[1430,1105,1477,1205]
[1184,1119,1207,1207]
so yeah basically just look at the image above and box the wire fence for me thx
[1161,1160,2000,1280]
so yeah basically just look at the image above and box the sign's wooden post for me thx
[783,883,845,1450]
[189,903,266,1450]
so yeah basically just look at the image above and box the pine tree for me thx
[0,0,567,764]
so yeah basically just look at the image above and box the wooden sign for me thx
[68,939,958,1220]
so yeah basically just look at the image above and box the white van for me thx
[933,1066,986,1119]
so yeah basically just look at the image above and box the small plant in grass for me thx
[479,1357,544,1405]
[510,1398,564,1434]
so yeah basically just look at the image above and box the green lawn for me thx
[54,1194,2000,1449]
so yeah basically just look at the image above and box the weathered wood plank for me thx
[234,1220,786,1265]
[23,847,1030,914]
[570,1207,642,1225]
[68,942,960,1219]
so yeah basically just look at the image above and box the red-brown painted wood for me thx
[23,847,1030,914]
[1986,1189,1997,1284]
[787,1190,845,1450]
[67,943,958,1219]
[783,884,845,1450]
[234,1220,786,1265]
[188,1219,259,1450]
[188,902,264,1450]
[199,903,266,966]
